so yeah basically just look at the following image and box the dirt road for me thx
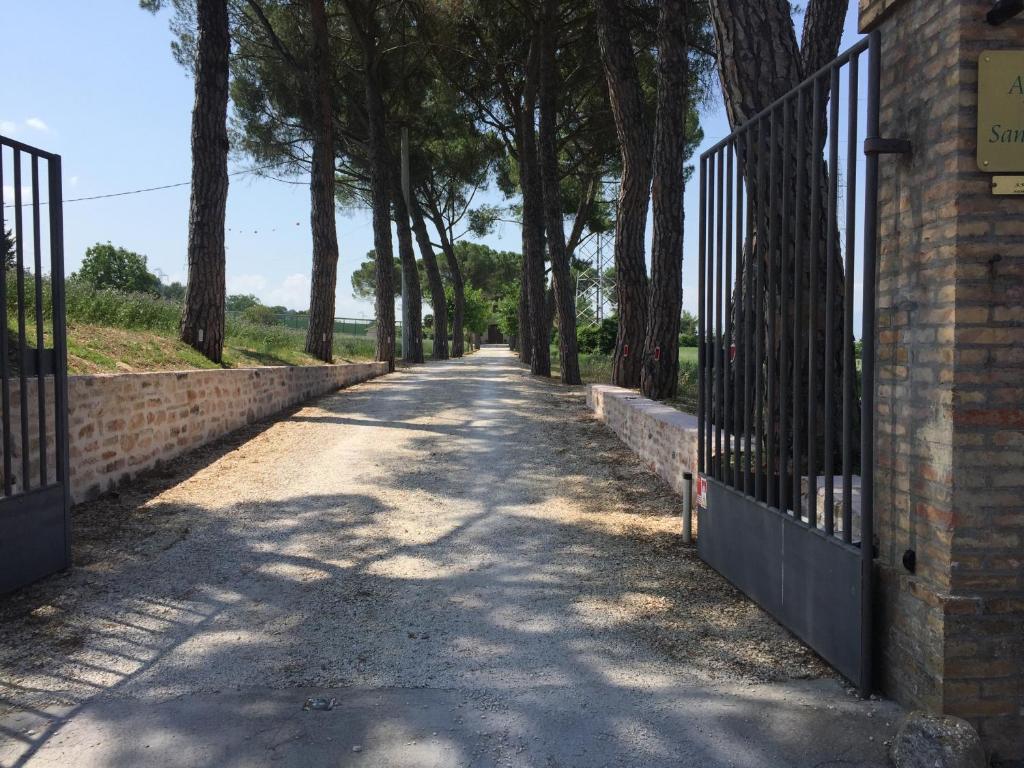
[0,347,898,767]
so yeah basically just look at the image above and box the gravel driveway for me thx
[0,346,899,767]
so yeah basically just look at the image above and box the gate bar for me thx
[733,137,744,489]
[724,147,733,481]
[743,126,754,494]
[32,156,47,487]
[14,151,30,494]
[754,118,765,500]
[715,148,724,479]
[766,107,779,507]
[842,55,860,543]
[0,149,10,496]
[806,77,823,526]
[49,155,72,553]
[823,65,841,535]
[792,87,805,518]
[697,155,706,476]
[778,98,792,512]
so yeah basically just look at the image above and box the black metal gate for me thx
[0,134,71,593]
[695,32,903,693]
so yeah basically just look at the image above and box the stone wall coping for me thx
[588,384,699,431]
[68,361,382,382]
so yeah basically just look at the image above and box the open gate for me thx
[696,32,901,693]
[0,134,71,592]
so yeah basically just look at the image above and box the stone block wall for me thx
[862,0,1024,762]
[3,362,387,504]
[587,385,698,496]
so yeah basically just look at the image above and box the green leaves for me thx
[75,242,162,295]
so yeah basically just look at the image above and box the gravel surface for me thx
[0,346,898,767]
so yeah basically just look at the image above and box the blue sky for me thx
[2,1,862,320]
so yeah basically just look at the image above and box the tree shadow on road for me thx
[0,353,898,768]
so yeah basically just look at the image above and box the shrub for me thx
[241,304,278,326]
[75,242,161,294]
[62,276,182,331]
[596,317,617,355]
[577,324,600,353]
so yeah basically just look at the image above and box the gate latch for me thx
[864,137,912,156]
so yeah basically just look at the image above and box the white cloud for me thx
[2,185,34,202]
[226,272,311,311]
[227,273,268,295]
[0,120,16,135]
[24,117,49,133]
[69,176,79,187]
[267,273,310,309]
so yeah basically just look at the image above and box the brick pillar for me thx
[860,1,1024,763]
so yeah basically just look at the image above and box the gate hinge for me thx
[864,137,912,156]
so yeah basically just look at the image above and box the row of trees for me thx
[148,0,850,404]
[145,0,498,368]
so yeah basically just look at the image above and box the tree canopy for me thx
[2,229,14,270]
[75,243,161,294]
[146,0,721,382]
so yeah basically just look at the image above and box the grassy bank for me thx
[551,345,700,413]
[8,278,377,374]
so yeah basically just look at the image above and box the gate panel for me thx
[698,481,863,683]
[0,134,71,593]
[697,33,884,693]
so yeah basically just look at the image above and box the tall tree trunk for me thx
[180,0,229,363]
[595,0,650,388]
[304,0,339,362]
[710,0,849,471]
[364,62,396,370]
[410,197,448,360]
[518,35,551,377]
[391,171,424,364]
[641,0,690,400]
[538,0,580,385]
[424,197,464,357]
[800,0,849,76]
[518,278,531,365]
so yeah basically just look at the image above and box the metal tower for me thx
[574,229,615,328]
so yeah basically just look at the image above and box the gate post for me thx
[860,1,1023,762]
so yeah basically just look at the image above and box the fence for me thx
[696,33,884,692]
[0,133,72,592]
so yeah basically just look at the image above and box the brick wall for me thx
[587,385,699,496]
[862,0,1024,762]
[3,362,387,504]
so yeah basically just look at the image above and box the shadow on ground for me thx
[0,350,899,767]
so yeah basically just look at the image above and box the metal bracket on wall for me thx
[864,137,912,156]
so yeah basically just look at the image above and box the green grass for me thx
[6,274,378,374]
[551,345,700,413]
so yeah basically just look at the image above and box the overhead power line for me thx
[2,160,298,209]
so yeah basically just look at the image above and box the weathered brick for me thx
[863,0,1024,759]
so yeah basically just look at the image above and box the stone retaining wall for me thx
[4,362,387,503]
[587,384,699,496]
